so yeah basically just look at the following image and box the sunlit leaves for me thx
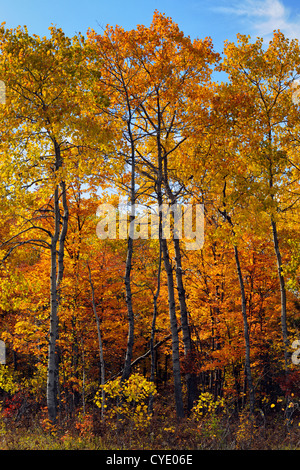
[94,373,156,429]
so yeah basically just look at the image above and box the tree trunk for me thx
[148,228,162,415]
[271,218,289,371]
[47,183,60,424]
[121,236,135,382]
[81,337,86,415]
[161,237,185,418]
[47,213,59,424]
[121,119,135,383]
[154,91,184,418]
[234,245,255,414]
[219,182,255,413]
[268,151,289,372]
[47,140,69,424]
[88,263,105,419]
[173,237,198,413]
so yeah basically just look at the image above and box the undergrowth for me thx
[0,399,299,450]
[1,375,300,450]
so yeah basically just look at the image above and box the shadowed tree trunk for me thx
[173,236,198,413]
[234,245,255,414]
[47,140,69,424]
[121,116,136,383]
[219,185,255,415]
[156,109,184,418]
[88,263,105,419]
[148,222,162,415]
[161,236,185,418]
[271,218,289,371]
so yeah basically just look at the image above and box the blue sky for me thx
[1,0,300,53]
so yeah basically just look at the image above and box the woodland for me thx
[0,11,300,450]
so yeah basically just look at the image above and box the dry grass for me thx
[0,407,299,450]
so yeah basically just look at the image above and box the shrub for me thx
[94,373,157,430]
[192,392,225,420]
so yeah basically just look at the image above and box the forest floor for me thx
[0,409,299,450]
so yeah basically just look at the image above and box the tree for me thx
[87,11,219,416]
[0,25,108,422]
[220,31,300,371]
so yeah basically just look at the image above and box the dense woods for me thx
[0,11,300,449]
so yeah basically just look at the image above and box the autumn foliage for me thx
[0,12,300,449]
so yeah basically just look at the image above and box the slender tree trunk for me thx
[121,119,135,383]
[271,218,289,371]
[162,148,197,411]
[173,237,198,413]
[88,263,105,419]
[57,180,68,289]
[81,337,86,415]
[155,90,184,418]
[220,194,254,414]
[47,141,69,424]
[122,236,135,382]
[161,237,185,418]
[234,245,255,414]
[148,229,162,415]
[268,151,289,372]
[159,84,198,411]
[48,205,59,424]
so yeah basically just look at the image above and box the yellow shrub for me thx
[0,366,20,395]
[192,392,225,420]
[94,373,156,430]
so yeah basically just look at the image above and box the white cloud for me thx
[212,0,300,40]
